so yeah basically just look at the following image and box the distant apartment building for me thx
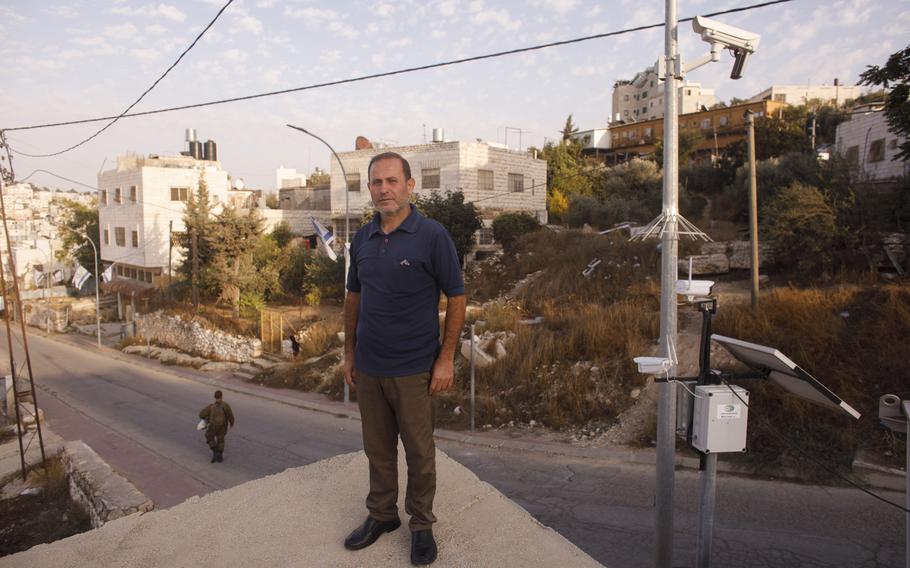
[570,128,611,158]
[327,135,547,244]
[835,106,909,182]
[97,149,230,290]
[612,66,716,123]
[606,100,789,162]
[748,83,863,107]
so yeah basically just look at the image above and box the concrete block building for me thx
[327,137,547,245]
[97,152,230,289]
[612,66,716,123]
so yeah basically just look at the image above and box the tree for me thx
[209,207,269,318]
[860,44,910,161]
[413,191,482,262]
[270,221,295,248]
[535,140,596,203]
[492,212,541,251]
[654,129,705,167]
[175,172,217,304]
[547,188,569,223]
[265,192,280,209]
[307,169,331,187]
[561,114,579,141]
[56,199,99,271]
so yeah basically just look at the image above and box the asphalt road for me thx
[1,326,905,568]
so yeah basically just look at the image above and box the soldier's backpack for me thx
[210,403,227,427]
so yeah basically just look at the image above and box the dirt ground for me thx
[0,456,92,558]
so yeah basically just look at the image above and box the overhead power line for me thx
[2,0,795,138]
[9,0,235,158]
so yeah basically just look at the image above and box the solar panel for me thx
[712,334,861,419]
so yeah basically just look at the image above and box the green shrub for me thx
[492,212,541,250]
[762,182,838,278]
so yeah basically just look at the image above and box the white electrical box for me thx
[691,384,749,453]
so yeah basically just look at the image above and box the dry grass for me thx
[714,284,910,479]
[295,316,343,360]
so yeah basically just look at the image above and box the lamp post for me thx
[286,124,351,404]
[82,237,101,348]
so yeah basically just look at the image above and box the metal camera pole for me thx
[83,237,101,348]
[655,1,680,566]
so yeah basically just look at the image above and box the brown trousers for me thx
[356,371,437,531]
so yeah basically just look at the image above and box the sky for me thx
[1,0,907,192]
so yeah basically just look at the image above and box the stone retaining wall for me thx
[135,311,262,363]
[22,302,69,332]
[62,441,154,528]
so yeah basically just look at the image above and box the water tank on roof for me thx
[432,128,444,143]
[190,140,203,160]
[203,139,217,161]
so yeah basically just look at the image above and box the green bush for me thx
[762,182,838,278]
[492,212,541,250]
[302,252,345,303]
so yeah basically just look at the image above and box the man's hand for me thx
[343,355,357,390]
[429,357,454,395]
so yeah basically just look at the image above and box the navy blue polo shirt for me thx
[347,204,465,377]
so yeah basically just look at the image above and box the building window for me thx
[421,168,440,189]
[114,187,122,205]
[116,265,124,276]
[687,89,692,96]
[130,268,138,280]
[170,187,189,201]
[869,138,886,163]
[645,127,653,138]
[477,226,494,245]
[773,93,787,103]
[642,91,648,98]
[346,173,360,192]
[131,230,139,248]
[115,227,126,247]
[103,228,109,245]
[846,145,860,166]
[129,186,137,203]
[642,106,647,113]
[145,271,153,283]
[719,115,729,126]
[623,94,629,101]
[100,190,108,206]
[478,169,494,192]
[701,118,712,129]
[889,139,899,150]
[508,173,524,193]
[634,94,639,100]
[650,80,654,87]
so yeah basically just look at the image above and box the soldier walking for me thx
[199,390,235,463]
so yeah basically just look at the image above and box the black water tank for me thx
[190,140,203,160]
[203,139,217,161]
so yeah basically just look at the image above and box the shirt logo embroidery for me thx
[400,259,410,266]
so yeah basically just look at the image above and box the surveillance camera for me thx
[692,16,760,80]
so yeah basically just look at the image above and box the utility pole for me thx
[168,220,173,286]
[656,1,679,565]
[746,111,759,310]
[191,227,199,311]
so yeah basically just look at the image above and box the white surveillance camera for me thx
[692,16,760,80]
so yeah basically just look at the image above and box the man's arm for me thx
[225,404,235,428]
[198,405,210,420]
[343,291,361,390]
[430,294,466,395]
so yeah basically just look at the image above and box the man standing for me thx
[199,390,235,463]
[342,152,466,566]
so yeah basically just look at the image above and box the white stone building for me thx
[748,84,863,107]
[612,67,715,123]
[835,106,909,182]
[97,153,230,287]
[327,139,547,243]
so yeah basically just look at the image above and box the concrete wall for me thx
[135,311,262,363]
[836,109,909,182]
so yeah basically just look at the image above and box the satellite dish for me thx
[712,334,861,419]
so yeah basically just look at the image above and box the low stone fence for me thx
[22,302,69,332]
[62,441,154,528]
[135,311,262,363]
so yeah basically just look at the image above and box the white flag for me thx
[311,217,338,262]
[34,270,45,287]
[72,265,91,289]
[52,269,65,284]
[102,263,115,283]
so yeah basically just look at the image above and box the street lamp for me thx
[81,237,101,348]
[286,124,351,404]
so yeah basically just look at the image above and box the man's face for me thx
[368,157,415,218]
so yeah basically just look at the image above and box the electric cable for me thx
[2,0,795,137]
[720,378,910,515]
[7,0,235,157]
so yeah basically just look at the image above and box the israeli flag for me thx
[102,263,115,283]
[52,270,65,284]
[311,217,338,262]
[34,270,45,287]
[72,265,91,290]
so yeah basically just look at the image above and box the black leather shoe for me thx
[343,516,401,550]
[410,529,437,566]
[210,450,218,463]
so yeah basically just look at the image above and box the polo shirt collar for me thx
[367,203,422,238]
